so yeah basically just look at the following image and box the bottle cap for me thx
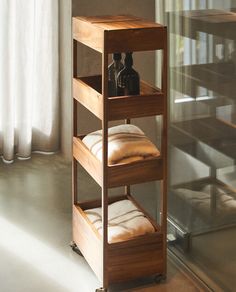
[113,53,122,61]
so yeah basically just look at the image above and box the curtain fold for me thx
[0,0,59,162]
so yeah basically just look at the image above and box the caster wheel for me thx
[154,274,166,283]
[70,241,83,257]
[95,288,107,292]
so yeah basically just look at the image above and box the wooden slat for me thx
[77,15,141,24]
[108,232,164,283]
[73,136,102,186]
[108,157,163,188]
[76,15,163,30]
[108,90,164,120]
[106,27,166,53]
[73,205,103,281]
[73,17,104,52]
[73,76,103,119]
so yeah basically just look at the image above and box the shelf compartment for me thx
[73,15,166,53]
[73,75,164,121]
[73,194,164,284]
[73,135,163,188]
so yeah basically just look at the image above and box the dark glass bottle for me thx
[117,52,140,96]
[108,53,124,97]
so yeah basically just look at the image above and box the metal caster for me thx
[70,241,83,257]
[95,288,107,292]
[154,274,166,283]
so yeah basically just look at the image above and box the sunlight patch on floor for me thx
[0,216,94,292]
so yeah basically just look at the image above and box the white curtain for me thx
[0,0,59,163]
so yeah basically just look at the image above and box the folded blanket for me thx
[82,124,160,165]
[174,184,236,215]
[84,199,155,243]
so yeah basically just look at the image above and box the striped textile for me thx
[85,199,155,243]
[82,124,160,165]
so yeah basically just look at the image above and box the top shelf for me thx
[73,15,167,53]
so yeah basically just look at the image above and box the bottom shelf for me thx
[73,194,165,284]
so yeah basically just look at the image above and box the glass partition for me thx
[156,1,236,290]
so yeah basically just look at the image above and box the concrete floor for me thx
[0,154,202,292]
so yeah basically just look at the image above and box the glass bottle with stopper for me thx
[117,52,140,96]
[108,53,124,97]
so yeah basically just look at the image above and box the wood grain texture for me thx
[73,17,104,52]
[106,27,166,53]
[73,76,103,119]
[77,15,141,24]
[73,205,103,281]
[73,136,102,186]
[73,15,166,53]
[108,89,164,120]
[108,232,164,283]
[108,157,163,188]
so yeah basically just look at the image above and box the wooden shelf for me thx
[73,75,164,120]
[73,15,167,53]
[73,135,163,188]
[73,194,164,284]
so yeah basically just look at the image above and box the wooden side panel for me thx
[73,137,102,186]
[73,77,103,119]
[108,158,163,188]
[73,205,103,281]
[108,93,164,120]
[108,233,164,283]
[107,28,166,53]
[73,18,104,52]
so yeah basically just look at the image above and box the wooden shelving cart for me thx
[71,15,168,292]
